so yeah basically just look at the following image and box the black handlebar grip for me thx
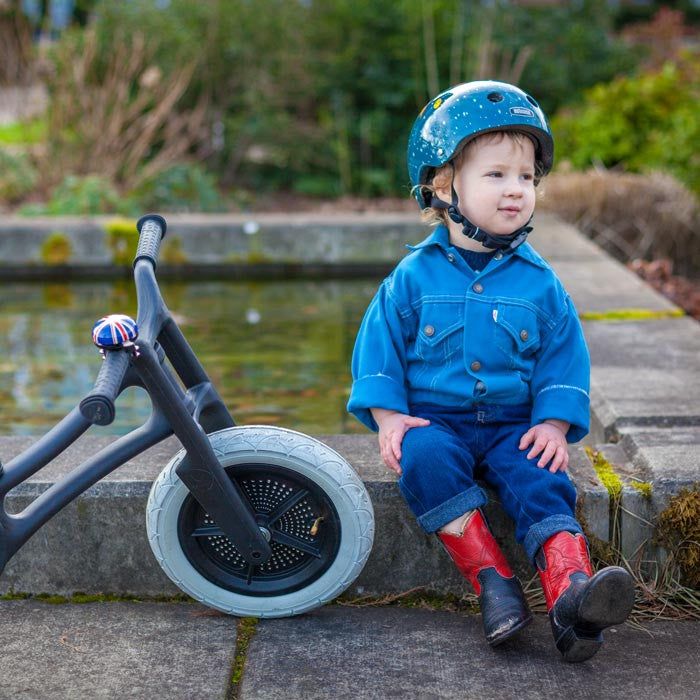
[134,214,168,268]
[79,351,130,426]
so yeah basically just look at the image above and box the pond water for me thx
[0,279,381,436]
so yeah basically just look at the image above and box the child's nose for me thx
[504,177,524,196]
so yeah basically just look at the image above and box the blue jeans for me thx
[398,403,583,564]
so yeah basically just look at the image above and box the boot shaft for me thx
[437,510,514,595]
[536,531,593,610]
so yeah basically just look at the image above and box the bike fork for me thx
[131,340,272,565]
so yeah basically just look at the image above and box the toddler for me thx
[347,81,635,662]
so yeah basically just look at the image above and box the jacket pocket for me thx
[414,303,464,365]
[494,303,541,362]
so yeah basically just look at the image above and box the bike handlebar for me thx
[79,350,130,426]
[135,214,167,268]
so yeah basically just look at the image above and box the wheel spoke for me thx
[191,525,226,538]
[271,530,322,559]
[267,489,310,525]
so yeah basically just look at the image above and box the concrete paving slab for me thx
[0,600,236,700]
[617,424,700,558]
[584,317,700,438]
[529,213,605,261]
[240,606,700,700]
[548,257,678,314]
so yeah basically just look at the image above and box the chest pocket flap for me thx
[415,302,464,363]
[495,303,541,355]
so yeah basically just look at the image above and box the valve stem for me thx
[310,517,324,536]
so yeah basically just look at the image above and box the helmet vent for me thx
[487,92,504,103]
[526,95,540,108]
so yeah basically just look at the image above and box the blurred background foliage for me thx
[0,0,699,219]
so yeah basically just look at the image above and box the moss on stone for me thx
[656,486,700,588]
[579,307,684,322]
[229,617,259,693]
[1,592,192,604]
[630,480,653,499]
[585,447,623,500]
[161,236,188,264]
[40,231,72,265]
[105,217,138,266]
[35,593,69,604]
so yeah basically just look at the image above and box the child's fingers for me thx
[406,417,431,427]
[526,435,548,460]
[537,441,558,468]
[379,433,402,475]
[391,431,404,463]
[548,446,569,473]
[519,428,535,450]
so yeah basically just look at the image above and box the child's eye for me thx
[486,171,502,178]
[521,173,534,181]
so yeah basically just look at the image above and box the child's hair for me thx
[415,130,547,227]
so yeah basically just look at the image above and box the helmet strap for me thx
[430,169,532,252]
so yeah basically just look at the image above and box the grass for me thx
[228,617,259,699]
[0,119,46,145]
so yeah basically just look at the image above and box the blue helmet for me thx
[407,80,554,208]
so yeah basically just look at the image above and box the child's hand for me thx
[519,420,569,473]
[371,408,430,476]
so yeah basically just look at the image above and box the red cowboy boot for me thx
[537,531,635,662]
[438,510,531,646]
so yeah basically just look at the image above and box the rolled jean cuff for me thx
[523,514,584,564]
[416,486,488,533]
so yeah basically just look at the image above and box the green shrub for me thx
[134,163,226,213]
[552,55,700,194]
[292,175,340,198]
[87,0,639,199]
[0,149,38,203]
[20,175,137,216]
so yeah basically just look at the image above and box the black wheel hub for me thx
[177,463,341,596]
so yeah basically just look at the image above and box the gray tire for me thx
[146,426,374,617]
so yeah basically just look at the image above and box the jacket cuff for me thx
[532,385,590,443]
[347,374,409,432]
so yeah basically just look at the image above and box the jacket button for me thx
[475,381,486,393]
[424,325,435,337]
[472,283,483,293]
[494,252,503,260]
[471,361,481,372]
[520,329,529,341]
[447,253,456,263]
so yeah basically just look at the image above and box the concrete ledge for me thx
[0,435,607,596]
[0,213,421,276]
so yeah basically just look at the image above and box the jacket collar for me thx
[407,225,549,270]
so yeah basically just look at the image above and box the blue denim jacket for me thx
[347,225,590,442]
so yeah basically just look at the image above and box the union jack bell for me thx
[92,314,139,349]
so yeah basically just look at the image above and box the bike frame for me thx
[0,217,272,578]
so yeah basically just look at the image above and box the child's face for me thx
[445,135,537,241]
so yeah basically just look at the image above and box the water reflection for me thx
[0,279,380,435]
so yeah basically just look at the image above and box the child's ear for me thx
[431,171,452,202]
